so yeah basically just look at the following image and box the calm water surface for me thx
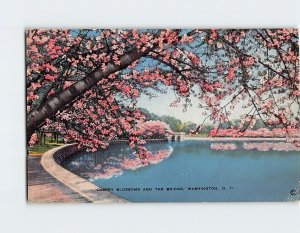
[62,140,300,202]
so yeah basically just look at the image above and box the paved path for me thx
[27,156,90,203]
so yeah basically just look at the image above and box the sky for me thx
[137,89,205,124]
[136,86,247,125]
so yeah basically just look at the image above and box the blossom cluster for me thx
[26,29,299,156]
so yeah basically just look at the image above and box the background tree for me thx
[182,121,198,134]
[137,120,173,139]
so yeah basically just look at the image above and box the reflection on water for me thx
[62,140,300,202]
[63,142,173,180]
[210,143,237,150]
[243,142,300,151]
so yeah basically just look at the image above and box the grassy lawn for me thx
[28,143,65,156]
[28,136,65,156]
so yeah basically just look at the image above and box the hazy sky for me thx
[136,86,247,124]
[137,90,205,124]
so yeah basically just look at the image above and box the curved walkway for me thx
[28,144,127,203]
[27,156,90,203]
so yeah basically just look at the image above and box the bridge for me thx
[169,132,185,141]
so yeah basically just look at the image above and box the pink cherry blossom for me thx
[25,29,299,156]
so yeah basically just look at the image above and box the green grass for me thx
[28,136,65,155]
[28,143,64,155]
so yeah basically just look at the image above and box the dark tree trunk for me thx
[26,48,150,141]
[26,29,188,142]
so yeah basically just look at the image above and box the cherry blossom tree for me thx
[137,120,173,139]
[26,29,299,155]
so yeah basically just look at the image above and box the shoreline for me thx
[40,144,127,203]
[184,137,291,141]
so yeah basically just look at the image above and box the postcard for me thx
[26,29,300,203]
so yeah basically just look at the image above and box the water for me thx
[62,140,300,202]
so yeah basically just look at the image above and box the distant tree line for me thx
[139,108,199,133]
[139,108,289,135]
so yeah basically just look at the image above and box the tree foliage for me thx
[137,120,173,139]
[26,29,299,156]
